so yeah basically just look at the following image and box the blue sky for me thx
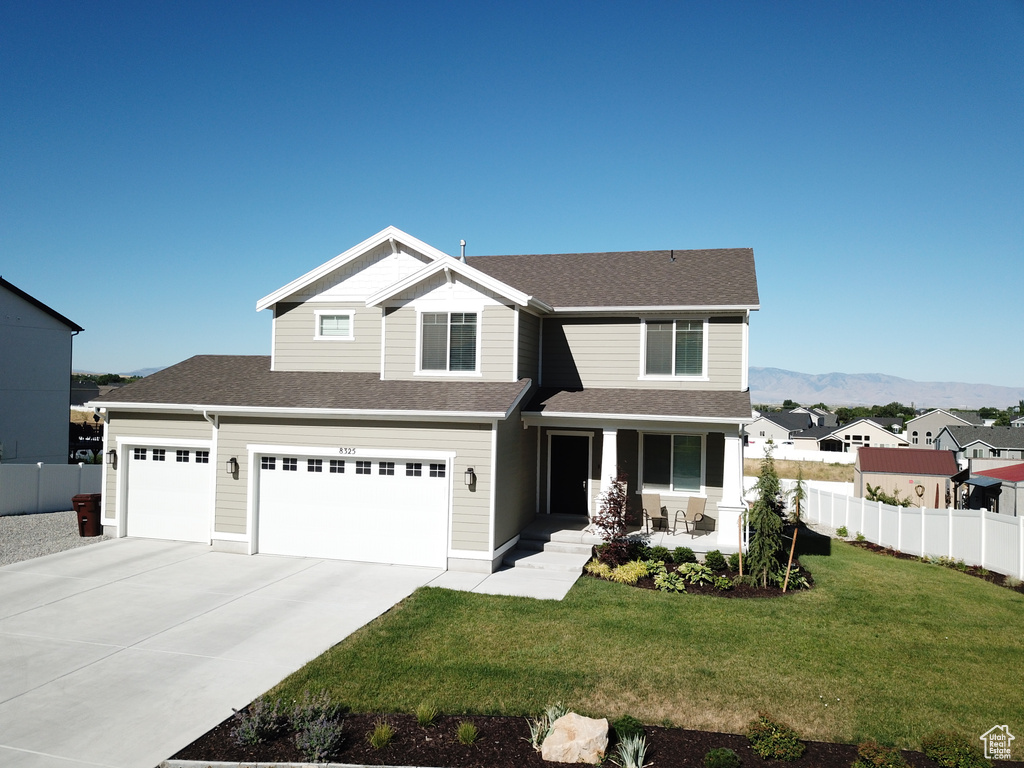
[3,1,1022,387]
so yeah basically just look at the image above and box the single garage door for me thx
[257,453,449,568]
[125,446,213,542]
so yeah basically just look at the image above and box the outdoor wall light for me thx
[226,457,239,476]
[106,449,117,467]
[464,467,475,487]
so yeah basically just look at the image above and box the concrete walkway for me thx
[0,539,441,768]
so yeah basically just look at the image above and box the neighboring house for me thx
[863,416,904,434]
[818,418,910,453]
[905,409,983,449]
[971,463,1024,516]
[854,446,958,506]
[92,227,758,572]
[788,406,838,427]
[934,425,1024,466]
[744,411,812,445]
[0,277,83,464]
[789,424,840,451]
[1011,415,1024,428]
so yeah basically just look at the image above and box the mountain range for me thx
[750,367,1024,410]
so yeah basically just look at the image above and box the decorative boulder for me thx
[541,712,609,764]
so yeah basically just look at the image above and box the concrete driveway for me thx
[0,538,442,768]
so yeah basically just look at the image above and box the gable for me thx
[385,270,512,310]
[0,278,83,333]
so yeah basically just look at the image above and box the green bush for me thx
[585,558,612,578]
[231,697,285,746]
[836,525,849,537]
[367,719,395,749]
[855,531,867,542]
[613,732,649,768]
[653,569,686,593]
[414,702,437,727]
[673,546,697,564]
[746,713,804,761]
[456,720,478,745]
[853,739,908,767]
[650,545,671,562]
[921,730,992,768]
[713,575,733,591]
[609,560,649,585]
[678,561,714,585]
[704,549,728,571]
[727,551,742,571]
[291,690,344,731]
[295,716,345,761]
[704,746,741,768]
[611,714,645,741]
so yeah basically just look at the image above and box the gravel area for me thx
[0,510,111,567]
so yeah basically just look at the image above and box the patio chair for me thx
[641,493,668,533]
[673,496,706,534]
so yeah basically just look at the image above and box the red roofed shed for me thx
[855,446,959,505]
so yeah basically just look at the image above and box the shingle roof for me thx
[91,356,531,415]
[760,412,814,432]
[523,387,751,421]
[1,276,83,332]
[976,463,1024,483]
[469,248,758,309]
[943,425,1024,451]
[857,447,959,476]
[791,424,839,440]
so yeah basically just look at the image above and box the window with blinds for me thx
[421,312,477,372]
[644,319,704,376]
[316,312,353,339]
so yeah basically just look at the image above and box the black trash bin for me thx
[72,493,103,537]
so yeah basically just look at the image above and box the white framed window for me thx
[420,311,478,372]
[283,457,298,471]
[195,450,209,464]
[406,462,422,476]
[261,456,276,470]
[925,431,933,445]
[642,318,707,378]
[307,459,322,472]
[152,449,166,462]
[329,459,345,473]
[314,310,354,340]
[134,448,146,460]
[429,463,445,478]
[641,433,704,493]
[379,461,395,476]
[912,431,919,445]
[356,460,372,475]
[176,450,189,463]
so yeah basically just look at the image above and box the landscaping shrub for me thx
[231,697,285,746]
[613,732,650,768]
[291,690,344,732]
[414,702,438,727]
[673,546,697,564]
[585,558,612,578]
[367,718,395,749]
[746,713,804,761]
[856,531,866,542]
[921,730,992,768]
[456,720,478,745]
[650,545,670,563]
[611,714,645,741]
[713,575,733,591]
[608,560,649,585]
[678,561,714,585]
[654,569,686,593]
[593,473,630,541]
[704,746,741,768]
[597,538,646,567]
[727,551,742,571]
[836,525,849,537]
[853,739,908,768]
[704,549,727,571]
[747,446,786,587]
[295,715,344,761]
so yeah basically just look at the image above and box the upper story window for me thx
[421,312,477,372]
[644,319,704,377]
[314,310,353,340]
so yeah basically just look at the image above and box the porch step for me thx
[515,537,593,556]
[502,548,591,573]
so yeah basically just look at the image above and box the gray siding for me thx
[214,417,493,549]
[103,412,213,517]
[517,310,540,382]
[383,304,516,382]
[274,302,381,373]
[493,405,538,547]
[907,411,965,448]
[541,315,744,390]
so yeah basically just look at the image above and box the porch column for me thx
[599,427,618,496]
[721,433,744,508]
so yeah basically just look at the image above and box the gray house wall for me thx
[493,404,538,549]
[517,310,540,382]
[273,302,382,373]
[0,287,77,464]
[540,314,744,390]
[906,411,968,448]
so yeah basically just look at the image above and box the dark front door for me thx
[549,434,590,515]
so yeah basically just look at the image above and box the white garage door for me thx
[257,453,449,568]
[125,446,213,542]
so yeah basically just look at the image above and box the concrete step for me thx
[502,549,590,573]
[515,538,593,556]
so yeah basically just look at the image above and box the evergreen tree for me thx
[747,445,785,587]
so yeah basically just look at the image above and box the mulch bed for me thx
[849,540,1024,594]
[171,711,1024,767]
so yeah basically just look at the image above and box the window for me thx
[644,319,704,376]
[379,461,395,476]
[429,463,446,478]
[329,459,345,473]
[176,450,189,463]
[134,448,146,460]
[262,456,276,470]
[759,431,765,437]
[152,449,166,461]
[972,449,983,458]
[925,431,933,445]
[195,450,209,464]
[315,311,353,340]
[283,458,297,471]
[421,312,477,372]
[406,462,422,477]
[356,460,372,474]
[307,459,322,472]
[642,433,702,492]
[912,431,919,445]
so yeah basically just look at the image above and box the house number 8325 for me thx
[338,448,357,455]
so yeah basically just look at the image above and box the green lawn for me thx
[269,543,1023,749]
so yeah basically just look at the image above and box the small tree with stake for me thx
[747,445,786,587]
[592,472,636,565]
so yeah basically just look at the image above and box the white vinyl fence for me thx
[0,463,102,516]
[806,487,1024,580]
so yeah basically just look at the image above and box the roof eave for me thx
[548,304,760,314]
[522,410,749,425]
[92,401,511,422]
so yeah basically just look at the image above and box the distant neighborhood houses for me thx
[744,410,906,453]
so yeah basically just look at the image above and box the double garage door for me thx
[256,452,450,569]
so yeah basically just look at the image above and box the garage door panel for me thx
[126,448,212,543]
[257,455,449,568]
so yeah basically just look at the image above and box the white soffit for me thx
[255,226,453,312]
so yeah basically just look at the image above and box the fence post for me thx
[947,505,953,559]
[1018,515,1023,580]
[980,509,987,571]
[35,462,43,514]
[921,504,926,558]
[898,505,904,551]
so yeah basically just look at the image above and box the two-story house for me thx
[92,227,758,572]
[905,409,983,448]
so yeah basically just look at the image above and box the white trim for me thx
[246,443,456,460]
[741,311,749,391]
[488,419,498,555]
[537,316,544,387]
[100,416,112,522]
[535,426,542,515]
[313,309,354,341]
[414,308,483,376]
[97,402,513,421]
[639,316,709,380]
[379,307,387,379]
[255,226,451,312]
[523,411,750,426]
[638,430,707,496]
[512,306,520,382]
[552,304,760,313]
[546,429,594,516]
[246,450,258,555]
[271,311,278,371]
[446,548,493,561]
